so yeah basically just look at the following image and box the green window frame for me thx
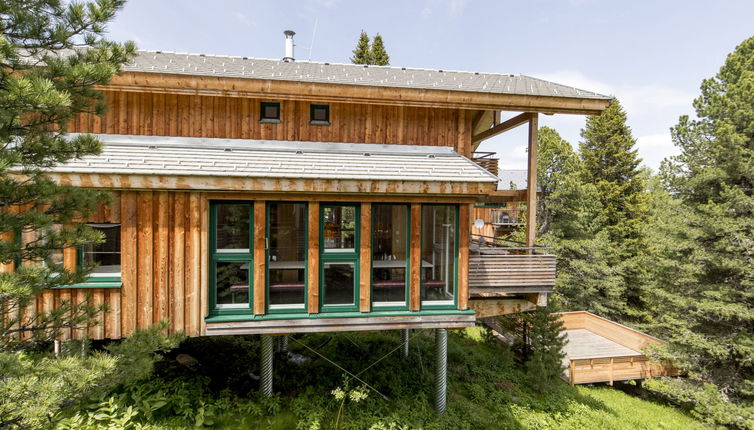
[209,201,254,316]
[62,223,122,289]
[265,201,308,314]
[319,203,360,312]
[370,203,410,311]
[420,204,459,310]
[309,104,330,126]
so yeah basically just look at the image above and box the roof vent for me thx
[295,150,303,155]
[224,148,232,152]
[283,30,295,62]
[363,152,371,157]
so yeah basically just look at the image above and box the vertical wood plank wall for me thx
[11,194,474,340]
[69,91,474,156]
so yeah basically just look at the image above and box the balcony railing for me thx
[472,152,499,176]
[489,208,524,225]
[468,234,556,297]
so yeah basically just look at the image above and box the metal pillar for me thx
[435,328,448,413]
[260,335,274,397]
[279,335,289,353]
[401,329,410,358]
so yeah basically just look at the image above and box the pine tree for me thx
[524,307,567,393]
[578,98,650,323]
[0,0,136,348]
[370,33,390,66]
[650,36,754,426]
[350,30,371,65]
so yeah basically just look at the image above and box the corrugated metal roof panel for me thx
[51,134,499,183]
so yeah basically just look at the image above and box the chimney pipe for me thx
[283,30,295,62]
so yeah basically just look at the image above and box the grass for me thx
[60,327,705,429]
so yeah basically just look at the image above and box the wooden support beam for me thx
[471,112,531,145]
[410,204,421,311]
[307,202,320,313]
[457,204,470,310]
[253,201,266,315]
[359,203,371,312]
[526,113,539,249]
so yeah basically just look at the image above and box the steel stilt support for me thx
[279,335,289,353]
[260,335,274,397]
[435,328,448,413]
[401,329,410,358]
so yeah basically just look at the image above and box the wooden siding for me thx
[468,253,556,296]
[8,192,477,340]
[69,91,474,156]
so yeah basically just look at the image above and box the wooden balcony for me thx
[472,152,499,176]
[468,235,556,297]
[489,208,524,226]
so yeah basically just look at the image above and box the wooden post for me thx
[409,204,421,311]
[609,358,614,386]
[307,202,320,313]
[525,113,538,249]
[359,203,371,312]
[253,201,266,315]
[457,203,469,310]
[569,360,576,386]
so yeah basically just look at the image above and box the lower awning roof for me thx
[47,134,498,195]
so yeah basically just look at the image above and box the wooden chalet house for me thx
[9,32,610,408]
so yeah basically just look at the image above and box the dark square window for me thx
[82,223,121,276]
[310,104,330,125]
[260,102,281,123]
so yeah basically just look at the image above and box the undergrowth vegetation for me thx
[52,327,704,429]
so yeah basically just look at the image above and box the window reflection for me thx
[268,202,306,309]
[372,204,408,305]
[421,205,456,304]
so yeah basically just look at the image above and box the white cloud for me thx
[636,133,680,172]
[232,12,255,28]
[308,0,340,8]
[421,0,472,19]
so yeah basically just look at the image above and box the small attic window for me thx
[310,104,330,126]
[260,102,281,123]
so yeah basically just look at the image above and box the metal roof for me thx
[51,134,500,183]
[122,50,611,101]
[497,169,529,191]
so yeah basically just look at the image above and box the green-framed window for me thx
[371,203,410,310]
[69,223,122,289]
[209,201,253,315]
[266,202,308,313]
[420,204,458,309]
[320,203,360,312]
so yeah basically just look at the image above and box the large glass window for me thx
[211,202,252,312]
[267,202,307,311]
[371,204,409,307]
[320,204,359,311]
[82,223,121,276]
[323,205,356,252]
[421,205,457,306]
[323,262,355,305]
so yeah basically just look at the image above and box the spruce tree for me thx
[578,98,650,323]
[370,33,390,66]
[350,30,371,65]
[0,0,135,348]
[651,36,754,426]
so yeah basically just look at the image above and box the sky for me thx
[105,0,754,172]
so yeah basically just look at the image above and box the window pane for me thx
[421,206,456,303]
[323,205,356,252]
[83,224,121,275]
[372,205,408,304]
[215,261,249,308]
[269,202,306,307]
[216,204,250,251]
[323,262,354,305]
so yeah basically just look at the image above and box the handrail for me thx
[470,233,553,252]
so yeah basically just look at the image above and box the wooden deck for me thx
[559,312,678,385]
